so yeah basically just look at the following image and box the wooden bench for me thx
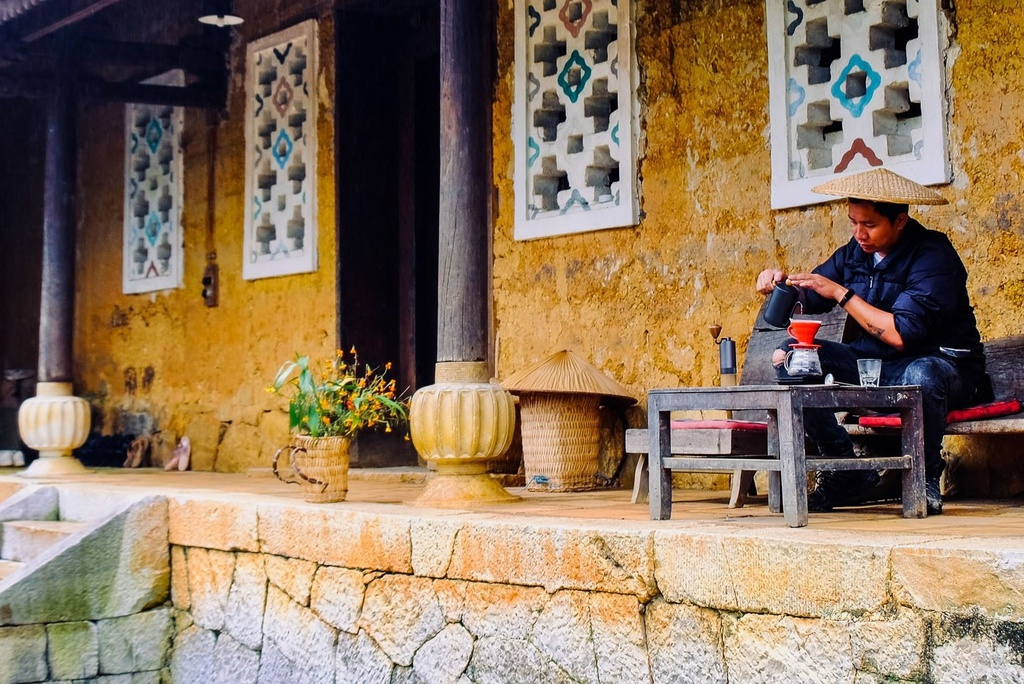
[627,303,1024,506]
[846,334,1024,438]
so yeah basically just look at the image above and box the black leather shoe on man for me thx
[807,470,881,512]
[925,476,942,515]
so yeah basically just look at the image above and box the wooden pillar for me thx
[408,0,516,505]
[38,39,77,383]
[437,0,492,364]
[18,36,90,478]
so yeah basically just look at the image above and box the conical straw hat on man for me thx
[811,167,948,205]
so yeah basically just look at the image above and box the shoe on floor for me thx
[926,476,942,515]
[808,469,881,512]
[124,435,150,468]
[807,486,833,512]
[176,436,191,471]
[165,436,191,471]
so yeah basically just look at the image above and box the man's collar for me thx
[850,218,923,269]
[871,218,923,269]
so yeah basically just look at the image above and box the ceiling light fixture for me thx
[198,14,243,26]
[198,0,243,27]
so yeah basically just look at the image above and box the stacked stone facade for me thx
[166,496,1024,682]
[2,483,1024,681]
[0,610,172,683]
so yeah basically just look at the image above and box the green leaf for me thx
[298,367,315,396]
[273,360,298,390]
[308,404,323,437]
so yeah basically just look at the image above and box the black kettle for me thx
[763,281,802,328]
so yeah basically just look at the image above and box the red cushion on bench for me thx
[947,398,1022,423]
[670,419,768,432]
[858,398,1023,428]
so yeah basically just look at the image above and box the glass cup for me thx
[857,358,882,387]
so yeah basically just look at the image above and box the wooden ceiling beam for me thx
[0,0,126,44]
[3,39,226,75]
[82,80,224,108]
[0,73,51,99]
[0,0,232,109]
[78,39,227,74]
[0,73,224,108]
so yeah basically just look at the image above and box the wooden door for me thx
[335,4,439,466]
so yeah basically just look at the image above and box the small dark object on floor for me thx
[74,433,136,468]
[926,476,943,515]
[807,469,881,512]
[125,435,150,468]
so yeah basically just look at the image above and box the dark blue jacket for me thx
[805,219,988,381]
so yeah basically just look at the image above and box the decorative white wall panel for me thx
[513,0,637,240]
[767,0,949,209]
[243,19,318,279]
[122,71,184,294]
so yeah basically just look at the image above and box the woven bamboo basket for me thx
[273,435,350,503]
[519,392,601,491]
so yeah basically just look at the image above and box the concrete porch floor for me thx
[2,465,1023,537]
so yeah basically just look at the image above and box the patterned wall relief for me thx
[766,0,949,209]
[243,20,318,279]
[123,71,184,294]
[513,0,637,240]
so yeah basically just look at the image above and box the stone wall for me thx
[3,482,1023,682]
[166,496,1024,683]
[0,490,173,683]
[0,609,173,684]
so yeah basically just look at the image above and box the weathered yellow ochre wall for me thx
[72,1,1024,489]
[491,1,1024,494]
[74,4,337,472]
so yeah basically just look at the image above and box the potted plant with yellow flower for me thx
[270,348,409,502]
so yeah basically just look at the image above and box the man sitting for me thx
[755,168,992,515]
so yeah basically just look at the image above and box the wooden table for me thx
[647,384,926,527]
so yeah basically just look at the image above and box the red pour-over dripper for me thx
[787,319,821,346]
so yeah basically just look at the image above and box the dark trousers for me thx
[776,340,982,479]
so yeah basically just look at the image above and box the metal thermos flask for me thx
[719,337,737,387]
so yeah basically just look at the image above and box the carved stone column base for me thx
[414,460,519,507]
[20,454,89,478]
[18,382,90,478]
[410,361,519,507]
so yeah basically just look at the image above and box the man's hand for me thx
[787,273,906,350]
[786,272,846,302]
[756,269,787,295]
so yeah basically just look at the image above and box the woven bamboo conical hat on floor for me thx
[811,167,948,205]
[502,350,636,406]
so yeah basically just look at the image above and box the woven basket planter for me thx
[520,392,601,491]
[503,350,636,493]
[273,435,350,503]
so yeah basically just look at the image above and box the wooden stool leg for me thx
[729,469,755,508]
[631,454,649,504]
[901,400,927,518]
[766,412,783,512]
[767,472,782,512]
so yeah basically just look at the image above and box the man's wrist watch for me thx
[837,289,855,308]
